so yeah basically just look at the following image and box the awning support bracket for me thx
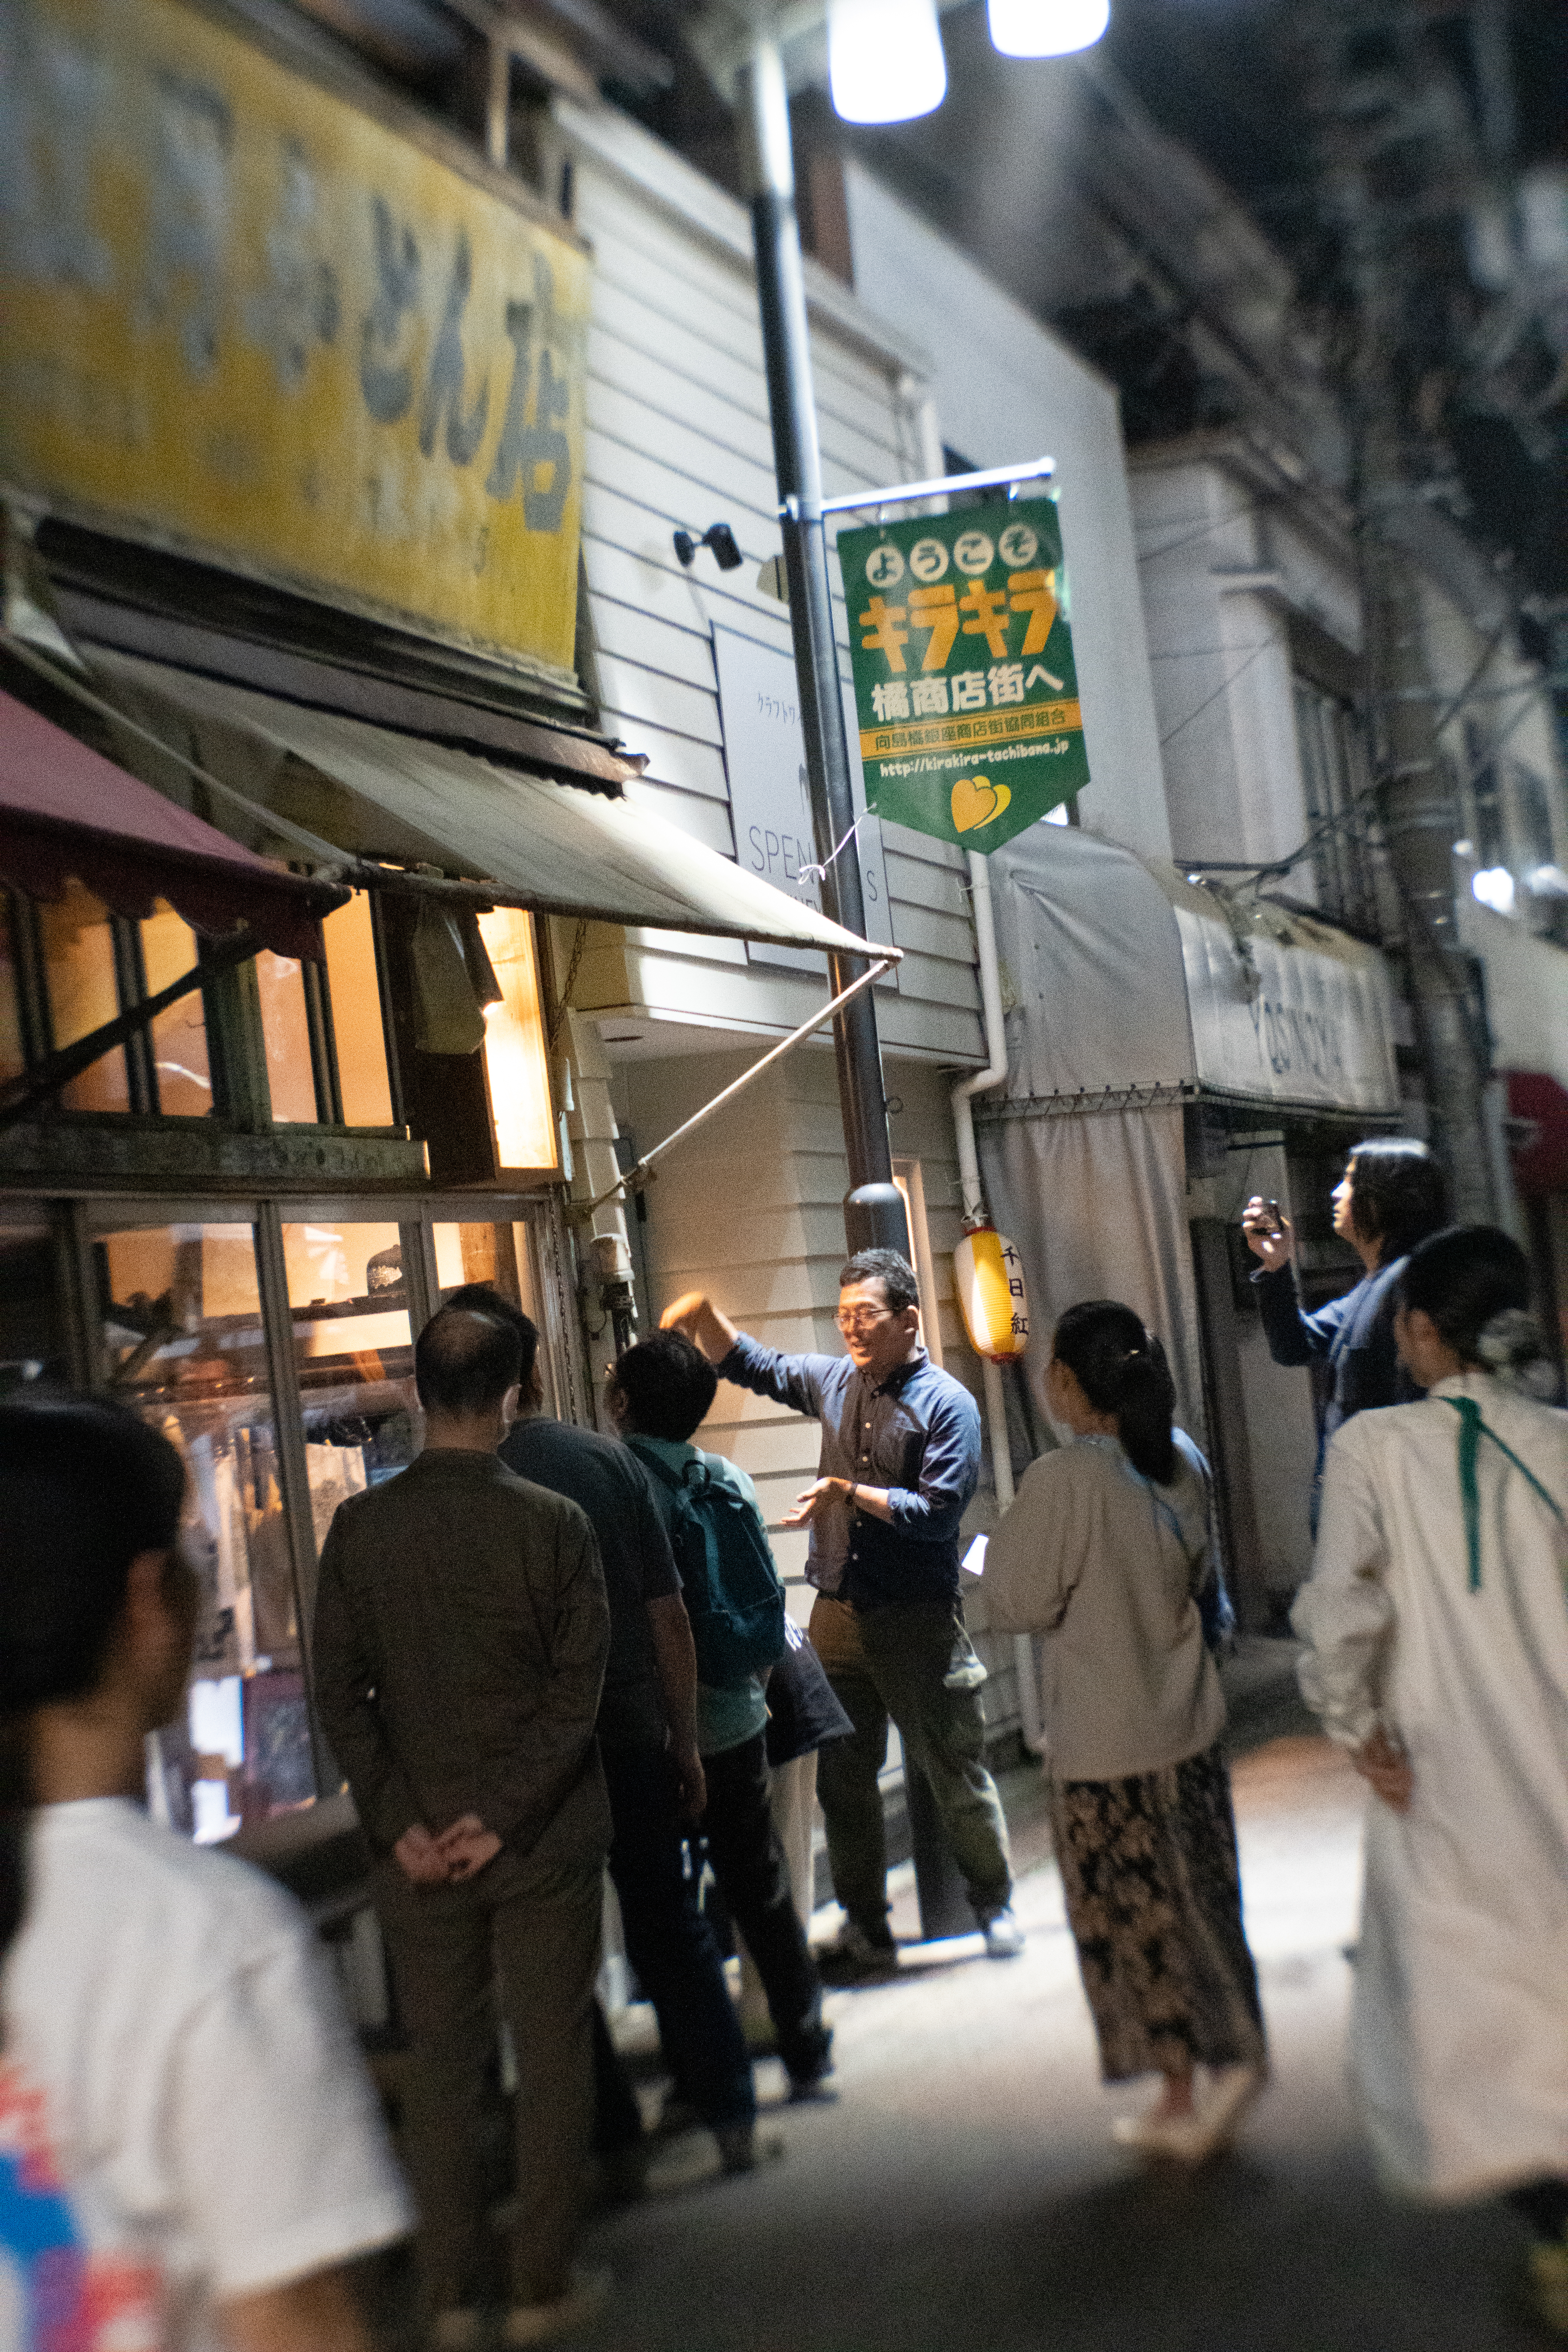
[576,954,898,1220]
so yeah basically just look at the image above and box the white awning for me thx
[88,650,888,960]
[1160,862,1399,1116]
[984,823,1399,1119]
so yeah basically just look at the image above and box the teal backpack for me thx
[630,1442,788,1690]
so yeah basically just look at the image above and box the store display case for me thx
[86,1196,574,1858]
[97,1217,307,1844]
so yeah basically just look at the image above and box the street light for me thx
[986,0,1110,59]
[732,0,1109,1257]
[827,0,946,124]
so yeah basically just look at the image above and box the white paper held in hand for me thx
[961,1534,989,1578]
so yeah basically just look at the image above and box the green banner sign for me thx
[838,496,1089,852]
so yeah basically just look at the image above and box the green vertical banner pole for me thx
[837,497,1090,851]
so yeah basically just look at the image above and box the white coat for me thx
[1292,1371,1568,2201]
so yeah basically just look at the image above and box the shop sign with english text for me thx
[837,497,1090,851]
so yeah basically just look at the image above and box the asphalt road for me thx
[567,1730,1549,2352]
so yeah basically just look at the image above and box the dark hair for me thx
[443,1283,540,1391]
[0,1399,186,1982]
[414,1305,522,1417]
[1346,1138,1448,1265]
[609,1330,718,1444]
[839,1248,920,1316]
[1399,1225,1537,1371]
[1051,1300,1177,1484]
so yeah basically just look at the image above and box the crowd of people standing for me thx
[0,1138,1564,2349]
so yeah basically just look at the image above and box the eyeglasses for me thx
[836,1308,891,1336]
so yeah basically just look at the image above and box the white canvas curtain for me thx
[979,1102,1207,1451]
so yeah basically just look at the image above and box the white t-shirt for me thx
[0,1799,411,2352]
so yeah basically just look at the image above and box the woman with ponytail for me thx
[0,1397,409,2352]
[987,1302,1266,2163]
[1292,1227,1568,2334]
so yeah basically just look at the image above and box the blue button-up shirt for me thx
[719,1332,982,1612]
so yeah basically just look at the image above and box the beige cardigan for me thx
[985,1433,1225,1781]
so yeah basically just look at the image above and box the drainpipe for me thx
[951,852,1046,1755]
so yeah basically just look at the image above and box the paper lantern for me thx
[954,1226,1030,1362]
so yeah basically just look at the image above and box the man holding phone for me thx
[1241,1138,1448,1515]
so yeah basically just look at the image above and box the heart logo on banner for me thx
[950,774,1012,833]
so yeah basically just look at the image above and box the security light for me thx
[987,0,1110,58]
[828,0,946,125]
[674,521,744,571]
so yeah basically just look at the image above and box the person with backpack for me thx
[607,1332,834,2098]
[0,1398,411,2352]
[1291,1227,1568,2335]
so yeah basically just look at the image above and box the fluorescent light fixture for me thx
[829,0,946,124]
[987,0,1111,58]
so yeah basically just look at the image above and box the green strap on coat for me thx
[1442,1395,1566,1591]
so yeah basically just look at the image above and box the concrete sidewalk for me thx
[565,1726,1546,2352]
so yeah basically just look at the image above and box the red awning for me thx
[0,687,344,962]
[1506,1069,1568,1198]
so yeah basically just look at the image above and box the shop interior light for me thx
[987,0,1111,59]
[828,0,946,125]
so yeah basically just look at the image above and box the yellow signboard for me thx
[0,0,590,686]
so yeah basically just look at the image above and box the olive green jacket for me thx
[313,1447,610,1860]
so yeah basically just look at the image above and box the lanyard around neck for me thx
[1442,1395,1567,1591]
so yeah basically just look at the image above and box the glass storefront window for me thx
[0,1214,69,1390]
[433,1219,543,1323]
[476,909,557,1172]
[323,893,394,1128]
[255,950,318,1123]
[97,1220,313,1844]
[281,1220,419,1558]
[39,880,129,1114]
[140,902,212,1118]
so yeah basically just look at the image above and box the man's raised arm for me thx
[662,1291,828,1419]
[661,1291,740,1363]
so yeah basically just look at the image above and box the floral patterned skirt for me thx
[1051,1743,1266,2083]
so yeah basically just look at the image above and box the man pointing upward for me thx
[663,1248,1021,1978]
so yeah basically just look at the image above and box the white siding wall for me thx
[555,100,984,1066]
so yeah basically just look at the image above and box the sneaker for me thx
[1529,2241,1568,2337]
[817,1922,898,1983]
[501,2267,612,2346]
[714,2122,786,2176]
[981,1906,1025,1959]
[1110,2108,1209,2163]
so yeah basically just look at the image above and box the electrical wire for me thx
[1158,637,1278,753]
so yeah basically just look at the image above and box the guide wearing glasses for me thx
[663,1249,1022,1980]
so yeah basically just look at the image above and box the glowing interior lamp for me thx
[987,0,1110,59]
[828,0,947,125]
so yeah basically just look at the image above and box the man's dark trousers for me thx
[602,1745,754,2128]
[701,1732,828,2082]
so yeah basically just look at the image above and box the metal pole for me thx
[579,954,897,1218]
[738,33,907,1261]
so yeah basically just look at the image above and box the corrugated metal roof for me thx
[89,651,890,960]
